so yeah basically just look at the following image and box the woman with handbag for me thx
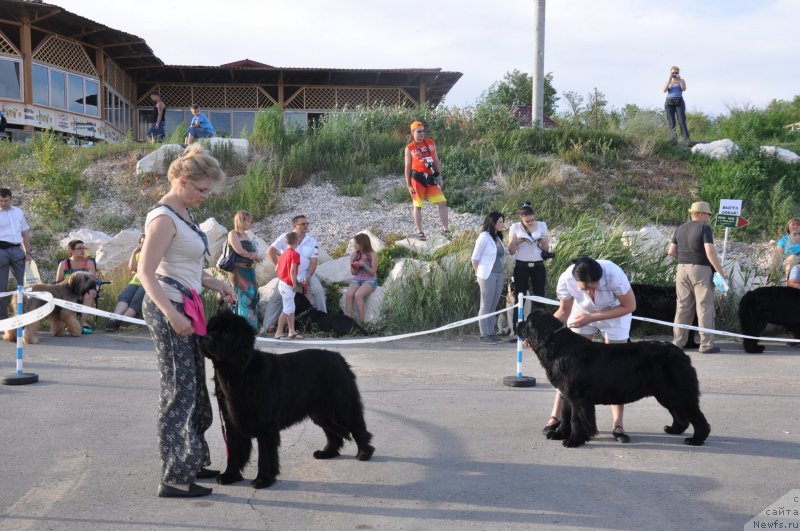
[663,65,690,145]
[138,144,236,498]
[508,202,551,325]
[226,210,262,330]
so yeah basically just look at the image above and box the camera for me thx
[671,73,678,78]
[540,250,556,260]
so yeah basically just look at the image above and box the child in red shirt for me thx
[275,232,302,339]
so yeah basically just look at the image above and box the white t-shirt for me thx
[0,206,29,243]
[270,232,319,281]
[508,221,548,262]
[556,259,632,313]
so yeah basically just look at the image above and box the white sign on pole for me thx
[719,199,742,216]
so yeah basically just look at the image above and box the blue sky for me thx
[55,0,800,116]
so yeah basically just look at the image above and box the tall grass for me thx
[200,155,283,221]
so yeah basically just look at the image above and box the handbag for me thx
[666,97,681,107]
[216,243,236,272]
[24,259,42,287]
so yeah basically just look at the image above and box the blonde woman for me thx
[227,210,262,329]
[138,144,236,498]
[345,233,378,324]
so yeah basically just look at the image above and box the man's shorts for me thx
[569,313,632,341]
[278,280,295,316]
[147,123,165,141]
[410,178,446,208]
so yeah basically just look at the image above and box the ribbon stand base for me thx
[2,372,39,385]
[502,375,536,387]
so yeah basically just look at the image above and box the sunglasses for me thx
[73,247,86,251]
[414,130,426,134]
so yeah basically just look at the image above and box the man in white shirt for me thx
[263,215,327,330]
[0,188,33,320]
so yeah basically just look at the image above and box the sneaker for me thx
[479,336,499,344]
[81,325,93,335]
[699,347,720,354]
[487,335,504,343]
[105,320,121,332]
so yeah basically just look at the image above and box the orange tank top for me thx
[407,138,437,174]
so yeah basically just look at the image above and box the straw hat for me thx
[688,201,712,214]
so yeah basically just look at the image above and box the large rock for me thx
[135,144,184,176]
[621,226,670,259]
[383,258,433,291]
[344,230,387,255]
[134,139,250,176]
[396,233,450,253]
[691,139,740,160]
[95,229,143,278]
[199,217,229,265]
[760,146,800,164]
[257,278,279,324]
[60,229,112,258]
[338,285,385,324]
[316,255,352,284]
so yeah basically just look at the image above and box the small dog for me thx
[202,311,374,489]
[3,273,96,345]
[294,292,365,336]
[519,308,710,447]
[738,286,800,353]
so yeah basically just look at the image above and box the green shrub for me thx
[20,130,83,222]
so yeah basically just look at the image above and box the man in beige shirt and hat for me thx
[667,201,729,353]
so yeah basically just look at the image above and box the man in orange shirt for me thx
[404,121,449,240]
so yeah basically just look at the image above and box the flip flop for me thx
[274,335,287,340]
[288,333,304,340]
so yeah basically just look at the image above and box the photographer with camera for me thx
[508,202,552,332]
[663,65,690,145]
[404,121,449,241]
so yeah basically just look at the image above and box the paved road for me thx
[1,328,797,530]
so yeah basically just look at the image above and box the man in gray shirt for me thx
[667,201,728,354]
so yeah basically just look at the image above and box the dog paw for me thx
[745,346,765,354]
[313,449,341,460]
[356,446,374,461]
[251,476,276,489]
[683,437,705,446]
[217,471,244,485]
[664,424,689,435]
[562,438,586,448]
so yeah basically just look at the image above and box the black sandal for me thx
[416,231,427,241]
[612,426,630,444]
[542,416,560,437]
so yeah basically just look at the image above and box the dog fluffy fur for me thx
[294,292,365,337]
[519,308,710,447]
[3,273,96,344]
[201,310,374,489]
[738,286,800,353]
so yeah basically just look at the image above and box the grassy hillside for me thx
[2,102,800,332]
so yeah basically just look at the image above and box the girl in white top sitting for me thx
[471,212,506,344]
[508,202,550,315]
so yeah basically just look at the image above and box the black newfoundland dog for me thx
[519,308,710,447]
[294,293,365,337]
[201,311,374,489]
[631,283,699,349]
[739,286,800,353]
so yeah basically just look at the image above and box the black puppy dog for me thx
[739,286,800,353]
[201,311,374,489]
[631,283,699,349]
[519,308,710,447]
[294,292,366,337]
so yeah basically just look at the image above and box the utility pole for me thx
[532,0,545,128]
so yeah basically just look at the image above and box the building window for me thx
[104,86,132,133]
[32,63,49,106]
[50,70,66,109]
[0,58,21,100]
[232,111,256,136]
[85,79,99,117]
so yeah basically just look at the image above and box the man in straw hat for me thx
[667,201,729,353]
[404,121,449,240]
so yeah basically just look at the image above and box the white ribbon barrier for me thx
[0,290,56,331]
[0,289,145,333]
[255,307,510,345]
[522,294,800,344]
